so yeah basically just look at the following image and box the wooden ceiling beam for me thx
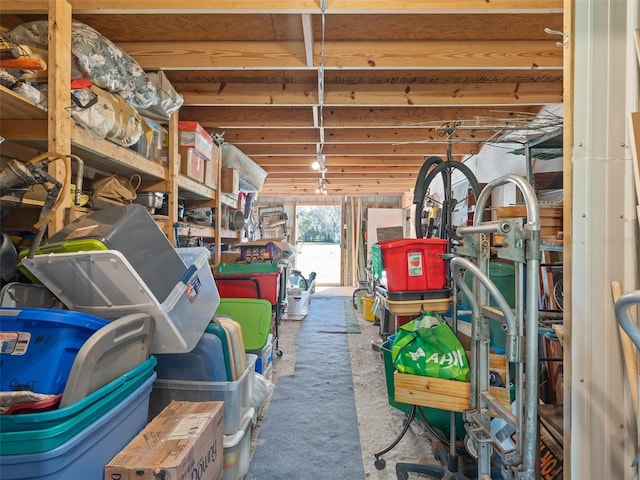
[211,127,496,144]
[213,128,321,144]
[255,156,440,166]
[262,165,424,174]
[181,106,316,127]
[240,142,479,156]
[181,105,544,128]
[2,1,562,15]
[118,40,561,70]
[179,81,562,107]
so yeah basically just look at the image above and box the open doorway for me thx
[294,205,341,285]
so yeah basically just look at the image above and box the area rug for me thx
[246,297,366,479]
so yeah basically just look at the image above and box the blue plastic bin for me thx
[155,332,228,382]
[0,357,156,435]
[0,371,155,479]
[0,308,108,395]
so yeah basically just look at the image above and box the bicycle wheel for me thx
[414,160,481,242]
[412,156,444,238]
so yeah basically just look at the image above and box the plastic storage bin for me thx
[0,308,108,395]
[0,283,64,309]
[460,261,516,350]
[375,238,448,292]
[21,247,220,354]
[215,298,272,351]
[0,357,156,433]
[0,362,156,455]
[149,354,257,435]
[0,372,155,480]
[155,332,228,382]
[214,263,280,305]
[287,290,310,316]
[247,334,273,375]
[222,407,254,480]
[24,204,187,302]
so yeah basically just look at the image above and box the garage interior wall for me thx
[571,0,640,478]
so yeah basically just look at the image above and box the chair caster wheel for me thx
[374,458,386,470]
[396,470,409,480]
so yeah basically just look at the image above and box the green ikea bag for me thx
[391,311,470,381]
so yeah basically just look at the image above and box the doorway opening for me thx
[294,205,341,285]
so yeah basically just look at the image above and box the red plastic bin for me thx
[377,238,448,292]
[214,271,280,305]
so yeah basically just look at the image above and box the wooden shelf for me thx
[0,86,47,121]
[0,7,222,257]
[175,222,216,239]
[177,175,217,200]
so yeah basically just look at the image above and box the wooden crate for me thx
[394,352,511,413]
[494,205,563,236]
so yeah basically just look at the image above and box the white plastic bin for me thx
[287,290,310,316]
[223,407,254,480]
[149,354,256,435]
[21,247,219,354]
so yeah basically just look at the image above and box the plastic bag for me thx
[391,311,470,381]
[91,174,139,209]
[252,372,275,421]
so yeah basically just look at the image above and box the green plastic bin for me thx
[215,262,279,275]
[462,261,516,351]
[215,298,272,351]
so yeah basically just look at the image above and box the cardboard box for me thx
[104,400,224,480]
[238,238,294,262]
[178,121,214,160]
[221,167,239,194]
[180,147,206,183]
[204,144,220,188]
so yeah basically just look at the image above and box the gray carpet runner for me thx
[246,296,365,479]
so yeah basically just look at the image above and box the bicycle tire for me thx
[414,160,481,241]
[412,156,444,239]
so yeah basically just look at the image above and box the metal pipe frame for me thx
[461,174,541,480]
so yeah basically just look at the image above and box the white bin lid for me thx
[22,248,219,354]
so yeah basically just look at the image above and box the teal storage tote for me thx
[0,356,156,433]
[0,308,108,395]
[0,371,155,480]
[0,359,156,455]
[215,298,272,351]
[206,321,234,381]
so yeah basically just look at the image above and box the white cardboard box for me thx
[104,400,224,480]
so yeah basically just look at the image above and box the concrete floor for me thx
[250,286,442,479]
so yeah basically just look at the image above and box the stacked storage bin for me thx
[0,308,157,479]
[151,316,258,480]
[215,298,273,376]
[5,207,222,478]
[372,238,452,333]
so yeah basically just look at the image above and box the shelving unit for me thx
[0,1,231,263]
